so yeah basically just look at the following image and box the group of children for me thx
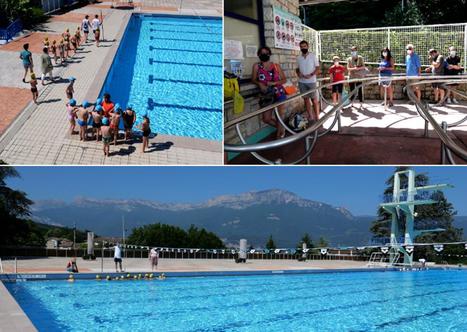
[66,92,152,156]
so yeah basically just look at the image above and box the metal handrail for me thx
[226,75,466,152]
[406,77,467,162]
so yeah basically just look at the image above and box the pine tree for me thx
[297,233,313,248]
[265,235,276,250]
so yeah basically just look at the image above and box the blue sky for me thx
[5,166,467,216]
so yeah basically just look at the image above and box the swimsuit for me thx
[122,112,134,129]
[103,136,111,144]
[143,128,151,137]
[77,119,86,127]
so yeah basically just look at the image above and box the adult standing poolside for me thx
[378,47,395,107]
[114,243,124,273]
[346,46,366,107]
[20,43,34,83]
[296,40,320,122]
[405,44,421,102]
[81,15,91,43]
[445,46,463,104]
[40,47,54,85]
[426,49,446,106]
[149,248,159,271]
[92,15,101,47]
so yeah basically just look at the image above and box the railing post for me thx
[464,24,467,76]
[441,121,448,164]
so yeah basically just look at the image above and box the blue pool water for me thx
[5,269,467,331]
[100,14,222,141]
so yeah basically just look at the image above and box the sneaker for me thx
[452,98,459,104]
[447,98,452,104]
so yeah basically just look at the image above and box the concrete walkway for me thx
[0,1,222,165]
[0,282,36,332]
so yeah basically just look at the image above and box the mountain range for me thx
[30,189,466,247]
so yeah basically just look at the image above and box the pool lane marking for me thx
[149,22,221,28]
[149,28,219,35]
[149,36,222,44]
[148,75,221,87]
[147,98,221,113]
[149,58,222,68]
[149,46,222,54]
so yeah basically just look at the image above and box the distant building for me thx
[46,238,73,249]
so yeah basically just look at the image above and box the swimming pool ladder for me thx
[367,251,400,268]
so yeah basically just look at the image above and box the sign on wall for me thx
[273,6,303,50]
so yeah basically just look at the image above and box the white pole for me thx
[464,24,467,74]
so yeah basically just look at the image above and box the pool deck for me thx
[0,1,222,165]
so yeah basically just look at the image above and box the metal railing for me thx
[0,19,22,42]
[225,74,467,165]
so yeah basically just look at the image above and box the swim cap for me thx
[115,103,121,110]
[69,77,76,82]
[102,117,109,125]
[95,105,103,112]
[82,100,90,108]
[69,99,77,106]
[95,98,102,105]
[30,73,36,79]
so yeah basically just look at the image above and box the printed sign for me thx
[381,246,389,254]
[405,245,414,254]
[245,44,258,58]
[224,39,244,60]
[302,248,309,253]
[275,249,281,254]
[320,248,328,255]
[250,249,255,253]
[273,6,303,50]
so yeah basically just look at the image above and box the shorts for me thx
[143,129,151,137]
[379,75,392,87]
[331,83,343,93]
[103,136,112,144]
[298,82,318,99]
[432,82,444,89]
[23,63,32,70]
[93,122,101,129]
[31,87,38,93]
[114,257,122,263]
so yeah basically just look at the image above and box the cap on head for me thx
[69,77,76,82]
[102,117,109,125]
[95,105,103,112]
[82,100,90,108]
[406,44,414,50]
[95,98,102,105]
[69,99,77,106]
[351,46,357,51]
[428,48,437,54]
[115,103,121,111]
[332,56,340,61]
[30,73,36,79]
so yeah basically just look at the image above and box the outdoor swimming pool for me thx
[5,269,467,331]
[100,14,222,141]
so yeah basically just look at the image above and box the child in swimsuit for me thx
[66,77,75,99]
[50,40,58,64]
[92,105,103,142]
[59,39,66,64]
[67,98,78,135]
[140,115,151,153]
[101,117,111,157]
[70,35,78,55]
[30,72,38,104]
[63,29,71,58]
[76,101,90,141]
[110,104,122,145]
[43,37,49,49]
[122,107,136,141]
[75,27,81,47]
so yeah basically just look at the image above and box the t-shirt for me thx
[102,101,114,118]
[92,18,100,30]
[346,55,366,78]
[432,54,445,75]
[328,64,346,82]
[150,249,159,258]
[406,53,421,76]
[20,50,32,65]
[82,19,90,31]
[297,53,319,84]
[40,53,52,73]
[114,246,122,259]
[445,55,461,75]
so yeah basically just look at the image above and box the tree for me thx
[371,167,462,243]
[383,1,424,26]
[297,233,313,249]
[265,235,276,250]
[0,0,45,28]
[317,236,329,247]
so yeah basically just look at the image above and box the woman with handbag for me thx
[252,47,287,139]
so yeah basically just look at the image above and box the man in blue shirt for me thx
[405,44,421,102]
[19,43,34,83]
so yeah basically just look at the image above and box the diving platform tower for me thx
[380,170,452,266]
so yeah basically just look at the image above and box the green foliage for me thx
[0,0,45,28]
[265,235,276,250]
[317,236,329,247]
[297,233,313,249]
[128,223,225,249]
[383,1,423,26]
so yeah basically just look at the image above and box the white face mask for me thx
[407,50,413,55]
[351,51,358,57]
[382,52,388,57]
[450,51,456,57]
[334,61,339,66]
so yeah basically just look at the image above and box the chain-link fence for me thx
[301,23,467,67]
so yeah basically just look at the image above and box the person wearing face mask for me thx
[426,49,446,106]
[378,47,395,107]
[346,46,366,107]
[405,44,421,102]
[445,46,463,104]
[328,56,346,106]
[252,46,287,138]
[296,40,320,122]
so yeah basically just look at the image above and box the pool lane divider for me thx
[149,22,221,28]
[149,36,222,44]
[149,28,219,35]
[149,58,222,68]
[147,98,222,113]
[149,45,222,54]
[148,75,221,87]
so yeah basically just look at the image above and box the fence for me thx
[41,0,79,14]
[0,19,23,41]
[302,23,467,68]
